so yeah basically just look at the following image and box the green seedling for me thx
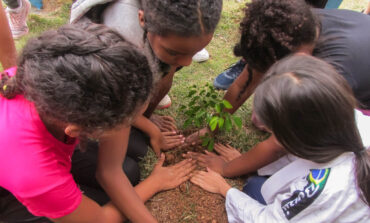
[180,83,242,151]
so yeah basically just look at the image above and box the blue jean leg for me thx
[242,176,268,205]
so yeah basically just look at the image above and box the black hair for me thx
[0,24,153,133]
[254,54,370,206]
[234,0,319,98]
[140,0,222,37]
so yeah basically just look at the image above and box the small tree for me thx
[180,83,242,151]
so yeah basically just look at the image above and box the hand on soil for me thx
[184,151,227,175]
[150,115,178,132]
[183,127,210,147]
[214,143,241,161]
[191,168,231,197]
[150,131,185,157]
[151,154,197,191]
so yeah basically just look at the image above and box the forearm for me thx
[97,127,156,223]
[0,7,17,69]
[223,136,285,177]
[134,175,161,202]
[133,115,160,138]
[223,66,263,114]
[97,169,156,223]
[144,67,176,117]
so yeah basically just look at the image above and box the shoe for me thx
[6,0,31,39]
[156,94,171,110]
[192,48,209,62]
[213,59,246,90]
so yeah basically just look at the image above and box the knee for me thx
[123,157,140,186]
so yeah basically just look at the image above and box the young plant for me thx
[180,83,242,151]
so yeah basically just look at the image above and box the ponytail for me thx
[354,149,370,205]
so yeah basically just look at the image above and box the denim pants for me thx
[242,175,269,205]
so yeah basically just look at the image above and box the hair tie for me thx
[354,149,367,156]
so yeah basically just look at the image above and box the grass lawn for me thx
[1,0,368,221]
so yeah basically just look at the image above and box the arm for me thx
[53,152,196,223]
[96,126,157,223]
[0,6,17,69]
[144,67,176,117]
[133,115,185,156]
[222,135,285,177]
[186,135,285,177]
[223,65,264,114]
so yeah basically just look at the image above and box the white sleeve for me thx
[225,188,288,223]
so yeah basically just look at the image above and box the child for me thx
[0,24,195,223]
[70,0,223,155]
[191,55,370,222]
[186,0,370,177]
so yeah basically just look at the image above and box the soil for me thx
[146,130,244,223]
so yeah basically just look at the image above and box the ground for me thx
[3,0,367,222]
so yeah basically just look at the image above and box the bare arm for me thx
[223,65,264,114]
[144,67,176,117]
[96,126,157,223]
[0,6,17,69]
[222,135,285,177]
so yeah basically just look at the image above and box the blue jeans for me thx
[242,176,268,205]
[325,0,343,9]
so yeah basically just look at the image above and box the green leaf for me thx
[207,138,215,151]
[189,100,196,107]
[202,137,210,146]
[215,103,221,113]
[180,105,186,110]
[233,116,242,128]
[195,119,201,128]
[218,117,225,128]
[209,116,219,131]
[185,110,193,116]
[225,117,232,131]
[222,100,233,109]
[211,94,217,99]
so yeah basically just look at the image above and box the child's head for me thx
[0,24,153,135]
[254,54,370,205]
[235,0,318,73]
[138,0,222,67]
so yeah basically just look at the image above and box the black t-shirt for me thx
[313,9,370,109]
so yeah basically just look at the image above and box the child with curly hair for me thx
[0,24,195,223]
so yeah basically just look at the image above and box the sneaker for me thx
[192,48,209,62]
[213,59,246,90]
[6,0,31,39]
[156,94,172,110]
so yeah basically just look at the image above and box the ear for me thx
[64,124,82,138]
[138,10,145,28]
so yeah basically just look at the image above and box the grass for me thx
[1,0,367,220]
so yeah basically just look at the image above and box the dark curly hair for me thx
[235,0,319,73]
[140,0,222,37]
[0,24,153,133]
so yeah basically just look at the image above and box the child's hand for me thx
[150,114,177,132]
[183,127,210,147]
[184,150,227,175]
[150,154,197,191]
[214,143,241,161]
[150,131,185,157]
[191,168,231,197]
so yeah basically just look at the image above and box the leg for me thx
[242,175,268,205]
[0,191,51,223]
[126,127,149,162]
[71,140,141,188]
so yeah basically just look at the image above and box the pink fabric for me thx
[358,108,370,116]
[0,95,82,219]
[4,66,17,77]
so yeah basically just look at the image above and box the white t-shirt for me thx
[226,110,370,222]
